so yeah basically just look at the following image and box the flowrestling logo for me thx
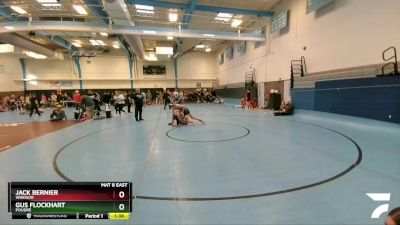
[366,193,391,219]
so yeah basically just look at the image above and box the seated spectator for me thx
[15,98,23,111]
[50,105,67,121]
[0,99,7,112]
[9,95,16,111]
[213,97,224,104]
[272,101,294,116]
[50,92,58,106]
[40,94,47,108]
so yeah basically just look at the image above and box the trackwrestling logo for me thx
[366,193,391,219]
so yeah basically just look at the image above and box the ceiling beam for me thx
[195,5,274,17]
[37,34,83,89]
[183,0,197,29]
[126,0,187,10]
[0,4,29,22]
[83,0,110,24]
[84,0,141,59]
[38,35,79,54]
[0,6,13,21]
[0,21,266,42]
[125,0,274,17]
[0,33,55,57]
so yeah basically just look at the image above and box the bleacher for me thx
[291,47,400,123]
[293,64,380,89]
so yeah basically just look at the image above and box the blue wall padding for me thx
[291,76,400,123]
[290,88,315,110]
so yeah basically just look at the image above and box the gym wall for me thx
[0,52,217,93]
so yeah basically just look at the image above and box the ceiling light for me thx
[36,0,58,3]
[112,44,120,49]
[215,13,233,22]
[10,6,27,14]
[89,39,106,46]
[0,44,14,53]
[99,32,108,36]
[4,26,15,30]
[203,34,215,37]
[167,36,173,40]
[72,42,81,48]
[135,4,154,10]
[231,19,242,27]
[72,5,87,15]
[156,47,173,55]
[169,13,178,22]
[205,47,211,52]
[217,13,233,18]
[195,44,205,49]
[215,17,230,22]
[143,30,157,34]
[42,3,61,6]
[136,9,154,14]
[145,52,158,61]
[24,51,47,59]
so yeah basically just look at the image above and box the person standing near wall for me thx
[115,91,125,116]
[102,92,111,107]
[127,91,133,113]
[73,90,81,110]
[40,94,47,108]
[29,94,41,117]
[245,89,251,109]
[163,90,170,110]
[173,89,179,103]
[133,88,144,121]
[80,95,94,120]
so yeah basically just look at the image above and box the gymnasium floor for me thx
[0,103,399,225]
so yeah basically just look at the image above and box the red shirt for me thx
[73,93,81,103]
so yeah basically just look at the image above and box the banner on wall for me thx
[49,81,73,88]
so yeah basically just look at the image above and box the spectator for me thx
[29,94,41,117]
[51,92,58,106]
[173,89,179,103]
[127,91,133,113]
[147,90,152,104]
[40,94,47,108]
[115,91,125,116]
[133,88,144,121]
[80,95,95,120]
[272,101,294,116]
[50,105,67,121]
[163,90,170,110]
[102,92,111,110]
[73,90,81,110]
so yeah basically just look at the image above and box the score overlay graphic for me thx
[8,182,132,220]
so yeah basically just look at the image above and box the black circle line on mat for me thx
[53,121,137,182]
[165,123,250,142]
[53,119,362,201]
